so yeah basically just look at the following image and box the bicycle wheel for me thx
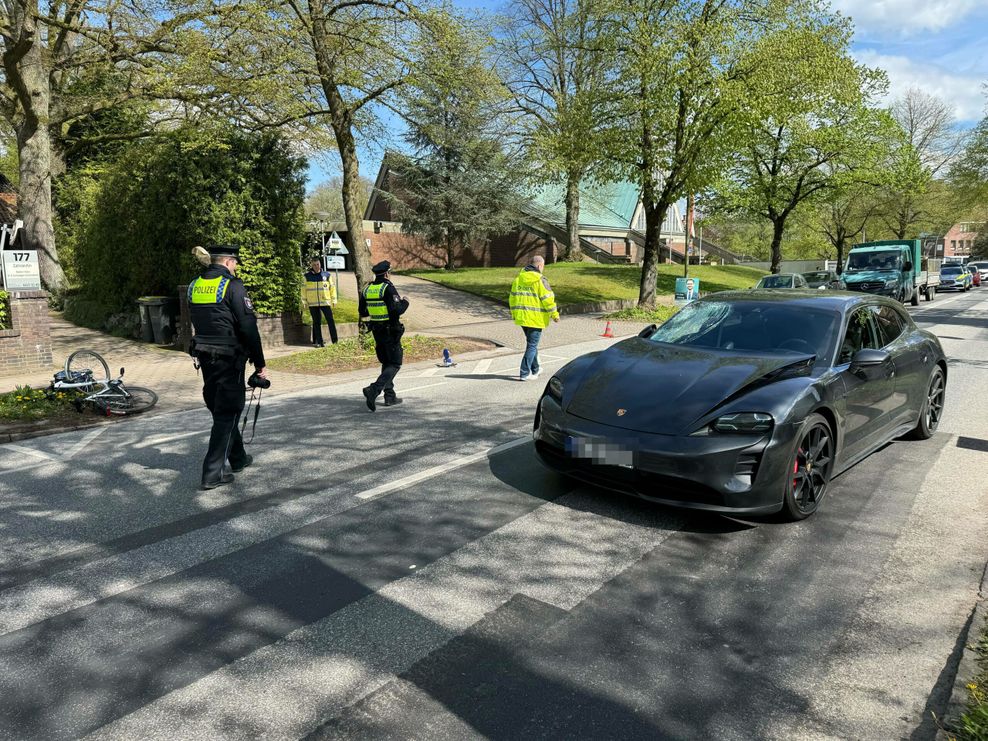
[98,386,158,416]
[65,349,111,389]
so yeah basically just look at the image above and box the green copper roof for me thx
[523,180,640,231]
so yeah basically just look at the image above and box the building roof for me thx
[523,180,640,231]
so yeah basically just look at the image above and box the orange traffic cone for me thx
[601,321,614,338]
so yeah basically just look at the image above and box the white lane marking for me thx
[472,358,493,375]
[356,436,530,500]
[64,427,107,461]
[135,414,288,449]
[0,460,52,478]
[0,444,59,463]
[418,367,440,377]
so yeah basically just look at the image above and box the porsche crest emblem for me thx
[616,408,627,416]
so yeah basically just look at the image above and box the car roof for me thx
[706,289,900,311]
[759,273,798,279]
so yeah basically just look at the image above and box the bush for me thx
[60,124,306,328]
[0,290,9,330]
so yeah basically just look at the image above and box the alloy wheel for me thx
[926,371,945,432]
[791,423,834,516]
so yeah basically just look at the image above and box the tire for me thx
[780,413,835,521]
[97,386,158,416]
[907,367,945,440]
[925,287,935,302]
[65,349,110,390]
[910,289,920,306]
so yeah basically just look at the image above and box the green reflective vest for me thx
[509,268,558,329]
[363,282,390,322]
[188,276,231,304]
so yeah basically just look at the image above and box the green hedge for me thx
[58,124,306,327]
[0,290,9,330]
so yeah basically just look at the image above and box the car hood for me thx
[566,338,812,434]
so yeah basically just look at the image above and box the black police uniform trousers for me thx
[368,323,403,401]
[198,350,250,483]
[309,305,338,345]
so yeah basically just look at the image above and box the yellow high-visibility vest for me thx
[509,269,558,328]
[363,282,390,322]
[188,276,231,304]
[304,273,337,307]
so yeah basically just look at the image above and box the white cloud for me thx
[855,50,986,123]
[832,0,982,35]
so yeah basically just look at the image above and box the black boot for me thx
[201,473,234,490]
[362,386,377,412]
[383,396,403,406]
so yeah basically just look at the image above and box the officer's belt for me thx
[192,334,240,356]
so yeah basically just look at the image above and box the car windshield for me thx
[941,266,962,275]
[648,300,841,364]
[846,251,901,272]
[756,275,794,288]
[802,272,831,284]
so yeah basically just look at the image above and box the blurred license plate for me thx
[565,436,634,468]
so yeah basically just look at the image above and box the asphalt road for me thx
[0,289,986,740]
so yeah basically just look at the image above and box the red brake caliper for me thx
[792,451,801,488]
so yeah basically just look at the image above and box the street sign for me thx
[327,231,347,254]
[324,254,346,270]
[1,250,41,290]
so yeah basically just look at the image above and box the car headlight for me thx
[884,278,899,288]
[711,412,774,434]
[548,376,563,400]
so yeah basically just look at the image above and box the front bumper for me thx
[534,395,792,515]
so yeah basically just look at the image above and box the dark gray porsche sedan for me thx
[534,291,946,520]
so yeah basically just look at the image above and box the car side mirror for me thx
[849,348,889,375]
[638,323,657,338]
[903,261,913,272]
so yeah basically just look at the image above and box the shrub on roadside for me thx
[59,123,306,329]
[0,290,10,330]
[957,613,988,740]
[0,385,85,422]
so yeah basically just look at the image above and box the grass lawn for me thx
[603,305,680,323]
[267,334,494,375]
[300,297,360,325]
[405,263,767,306]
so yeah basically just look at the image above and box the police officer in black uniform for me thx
[188,244,268,489]
[359,260,409,411]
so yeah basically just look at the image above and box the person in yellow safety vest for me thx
[508,255,559,381]
[359,260,409,411]
[303,257,338,347]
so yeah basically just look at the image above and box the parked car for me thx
[801,269,841,289]
[968,261,988,283]
[939,264,972,291]
[754,273,810,289]
[535,291,946,520]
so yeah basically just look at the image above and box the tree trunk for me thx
[445,235,455,270]
[4,8,65,294]
[563,173,583,261]
[835,237,846,275]
[769,217,786,274]
[638,195,666,308]
[337,131,372,293]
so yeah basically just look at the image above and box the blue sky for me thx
[306,0,988,190]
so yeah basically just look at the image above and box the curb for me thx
[937,560,988,739]
[0,415,113,443]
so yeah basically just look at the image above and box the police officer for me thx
[359,260,409,411]
[303,256,338,347]
[188,244,268,489]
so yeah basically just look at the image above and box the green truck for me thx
[840,240,940,306]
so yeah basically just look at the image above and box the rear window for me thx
[757,275,794,288]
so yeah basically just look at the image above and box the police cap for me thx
[372,260,391,275]
[208,244,241,258]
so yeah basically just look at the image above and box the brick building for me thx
[943,221,983,259]
[317,158,691,270]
